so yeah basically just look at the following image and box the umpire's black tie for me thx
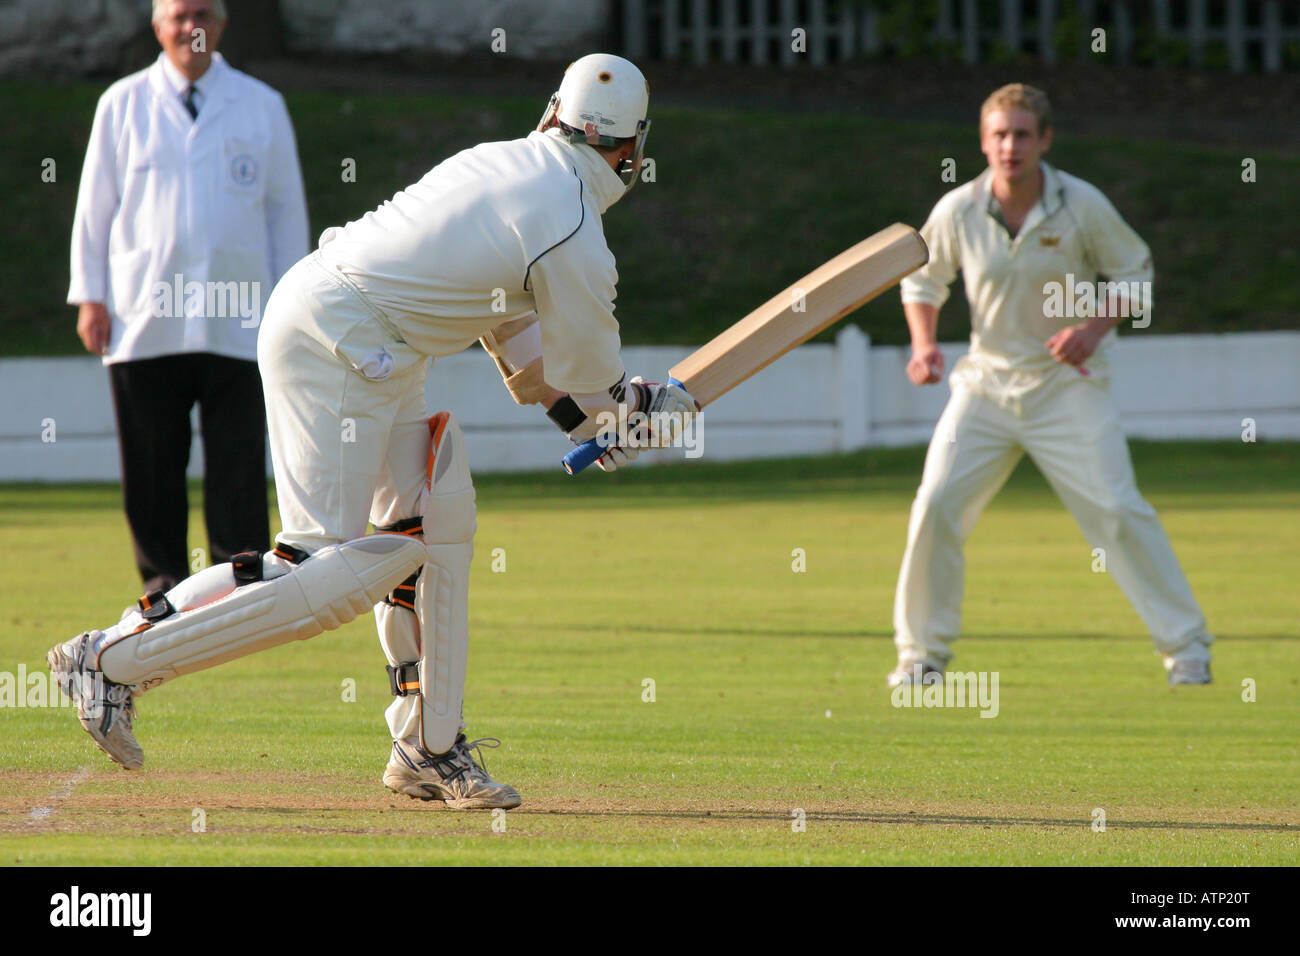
[183,84,199,119]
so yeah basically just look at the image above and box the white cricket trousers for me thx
[258,253,442,744]
[893,372,1212,665]
[259,253,431,552]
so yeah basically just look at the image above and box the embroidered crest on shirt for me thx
[1039,234,1061,247]
[230,154,258,187]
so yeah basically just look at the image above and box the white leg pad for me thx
[97,535,428,689]
[421,414,475,754]
[378,412,475,755]
[143,551,298,618]
[379,600,423,740]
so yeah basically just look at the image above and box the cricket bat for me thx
[562,222,929,475]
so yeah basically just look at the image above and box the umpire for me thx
[67,0,308,592]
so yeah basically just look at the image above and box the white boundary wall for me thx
[1,330,1296,482]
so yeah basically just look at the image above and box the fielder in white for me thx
[48,54,698,809]
[888,83,1214,689]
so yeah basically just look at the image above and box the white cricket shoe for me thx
[886,658,944,689]
[384,735,522,810]
[1165,658,1212,685]
[47,631,144,770]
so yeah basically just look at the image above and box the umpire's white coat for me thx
[893,162,1212,666]
[68,53,309,364]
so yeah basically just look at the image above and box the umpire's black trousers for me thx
[108,352,271,594]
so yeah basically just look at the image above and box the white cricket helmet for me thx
[538,53,651,192]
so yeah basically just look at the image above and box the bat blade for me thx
[562,222,928,474]
[669,222,928,407]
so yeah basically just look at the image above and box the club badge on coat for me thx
[230,153,258,187]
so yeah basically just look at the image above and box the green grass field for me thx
[1,441,1297,865]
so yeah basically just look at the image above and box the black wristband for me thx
[546,395,587,434]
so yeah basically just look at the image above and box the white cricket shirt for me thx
[901,161,1153,400]
[315,128,628,395]
[68,53,309,364]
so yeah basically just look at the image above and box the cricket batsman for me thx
[48,54,699,809]
[887,83,1214,689]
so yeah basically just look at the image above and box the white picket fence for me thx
[623,0,1300,71]
[0,329,1296,482]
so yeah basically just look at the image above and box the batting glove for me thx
[595,442,640,472]
[629,376,700,447]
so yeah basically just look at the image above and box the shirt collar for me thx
[1038,161,1066,215]
[158,51,225,99]
[542,127,629,215]
[980,160,1066,229]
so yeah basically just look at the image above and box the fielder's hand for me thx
[76,302,111,356]
[1045,322,1103,368]
[906,344,944,385]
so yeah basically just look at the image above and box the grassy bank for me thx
[3,79,1296,357]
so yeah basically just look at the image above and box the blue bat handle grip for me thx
[561,438,604,476]
[562,377,685,476]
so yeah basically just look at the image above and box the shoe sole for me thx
[383,772,521,810]
[383,770,448,803]
[1167,662,1212,686]
[80,720,144,770]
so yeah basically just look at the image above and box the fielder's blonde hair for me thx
[980,83,1052,134]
